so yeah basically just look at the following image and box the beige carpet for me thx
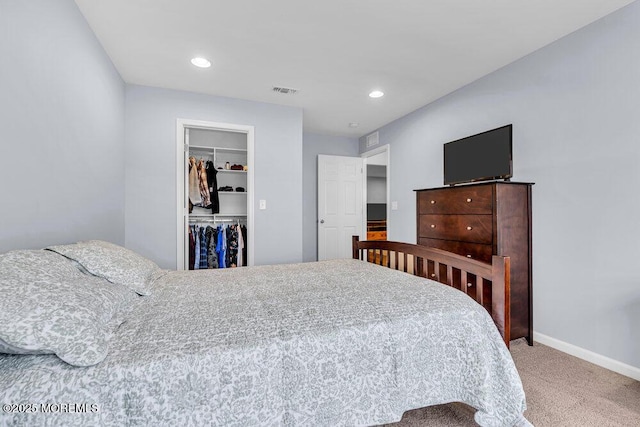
[382,339,640,426]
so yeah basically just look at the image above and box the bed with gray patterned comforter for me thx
[0,259,529,427]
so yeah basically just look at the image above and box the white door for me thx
[318,155,363,260]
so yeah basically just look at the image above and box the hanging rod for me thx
[188,218,246,224]
[189,213,247,217]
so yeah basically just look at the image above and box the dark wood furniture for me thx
[415,182,533,344]
[352,236,511,347]
[366,219,387,241]
[366,220,388,263]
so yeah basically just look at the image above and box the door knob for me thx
[320,219,325,224]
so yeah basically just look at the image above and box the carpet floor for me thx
[382,339,640,426]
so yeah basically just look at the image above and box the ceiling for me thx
[74,0,635,138]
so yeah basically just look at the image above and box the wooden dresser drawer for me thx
[418,238,493,263]
[418,214,492,244]
[367,231,387,241]
[418,185,493,215]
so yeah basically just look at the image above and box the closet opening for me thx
[176,119,255,270]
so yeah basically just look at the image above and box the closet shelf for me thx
[219,192,248,195]
[216,147,247,153]
[216,169,247,174]
[189,145,215,152]
[189,145,247,154]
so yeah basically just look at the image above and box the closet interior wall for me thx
[184,126,251,269]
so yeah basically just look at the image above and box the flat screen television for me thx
[443,124,513,186]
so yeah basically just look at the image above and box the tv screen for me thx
[443,124,512,185]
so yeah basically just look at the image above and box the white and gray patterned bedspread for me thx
[0,259,528,427]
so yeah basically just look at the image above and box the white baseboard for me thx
[533,332,640,382]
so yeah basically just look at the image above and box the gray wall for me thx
[0,0,125,252]
[360,2,640,370]
[367,166,387,204]
[367,177,386,204]
[302,133,360,262]
[125,85,303,268]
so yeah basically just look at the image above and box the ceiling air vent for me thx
[366,131,379,148]
[272,86,299,95]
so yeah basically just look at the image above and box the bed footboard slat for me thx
[461,271,468,293]
[433,261,440,282]
[416,257,424,278]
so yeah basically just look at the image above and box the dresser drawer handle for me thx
[431,273,436,278]
[466,198,472,203]
[466,226,473,231]
[467,282,473,288]
[430,200,436,204]
[466,254,472,258]
[430,224,436,229]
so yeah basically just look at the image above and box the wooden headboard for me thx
[352,236,511,347]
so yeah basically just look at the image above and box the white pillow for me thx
[47,240,163,296]
[0,250,137,366]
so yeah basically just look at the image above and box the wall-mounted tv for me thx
[443,124,513,186]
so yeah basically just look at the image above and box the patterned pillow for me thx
[1,248,86,281]
[46,240,163,296]
[0,250,138,366]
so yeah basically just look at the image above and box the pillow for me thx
[46,240,162,296]
[0,338,39,355]
[0,249,83,355]
[0,250,138,366]
[0,248,86,282]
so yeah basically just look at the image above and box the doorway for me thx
[362,145,390,242]
[315,145,389,260]
[176,119,255,270]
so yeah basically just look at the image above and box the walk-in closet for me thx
[177,120,254,270]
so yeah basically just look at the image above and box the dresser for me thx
[415,182,533,344]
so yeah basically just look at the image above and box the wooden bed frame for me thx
[352,236,511,347]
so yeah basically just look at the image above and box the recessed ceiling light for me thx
[349,122,359,128]
[369,90,384,98]
[191,57,211,68]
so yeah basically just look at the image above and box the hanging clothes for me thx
[188,226,196,270]
[237,225,244,267]
[188,157,202,206]
[227,225,239,268]
[198,159,212,208]
[206,226,218,268]
[241,225,247,266]
[194,226,201,269]
[206,161,220,214]
[216,226,227,268]
[199,227,209,269]
[188,222,247,269]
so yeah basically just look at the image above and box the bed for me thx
[0,239,529,427]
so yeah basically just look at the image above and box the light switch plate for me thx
[391,201,398,210]
[259,199,267,210]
